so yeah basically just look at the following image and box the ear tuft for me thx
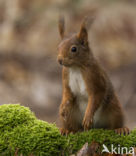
[58,15,65,39]
[85,16,95,29]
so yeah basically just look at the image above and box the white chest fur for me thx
[69,68,88,116]
[69,68,87,97]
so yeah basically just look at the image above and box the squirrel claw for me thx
[60,128,75,136]
[60,128,69,136]
[115,127,130,135]
[59,128,70,136]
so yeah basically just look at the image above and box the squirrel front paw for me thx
[59,100,72,120]
[82,114,93,130]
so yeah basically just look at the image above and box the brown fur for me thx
[57,17,128,135]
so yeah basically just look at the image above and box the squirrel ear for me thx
[58,16,65,39]
[77,16,94,45]
[77,23,88,45]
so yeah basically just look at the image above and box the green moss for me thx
[0,104,135,156]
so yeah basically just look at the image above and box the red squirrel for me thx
[57,17,129,135]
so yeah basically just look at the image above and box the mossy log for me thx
[0,104,135,156]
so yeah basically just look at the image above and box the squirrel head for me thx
[57,16,94,67]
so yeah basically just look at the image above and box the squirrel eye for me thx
[71,46,77,52]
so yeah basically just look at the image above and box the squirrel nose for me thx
[58,59,63,65]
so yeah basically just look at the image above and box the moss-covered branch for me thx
[0,104,135,156]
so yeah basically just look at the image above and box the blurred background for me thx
[0,0,135,129]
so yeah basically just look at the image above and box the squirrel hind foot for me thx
[114,127,130,135]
